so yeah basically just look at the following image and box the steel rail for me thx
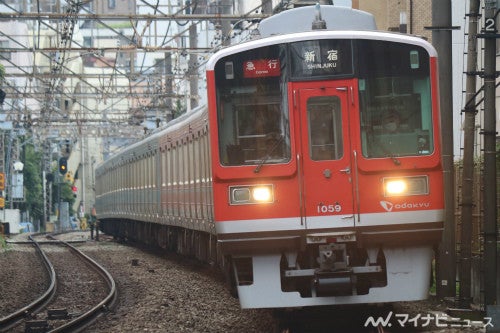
[0,234,117,332]
[47,237,117,333]
[0,235,57,333]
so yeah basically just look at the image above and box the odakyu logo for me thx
[380,201,430,212]
[380,201,394,212]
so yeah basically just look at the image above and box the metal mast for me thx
[481,0,498,311]
[432,0,457,300]
[458,0,481,309]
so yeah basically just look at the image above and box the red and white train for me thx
[95,5,444,309]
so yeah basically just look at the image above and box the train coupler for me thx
[313,270,357,297]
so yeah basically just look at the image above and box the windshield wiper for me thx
[388,155,401,166]
[371,134,401,165]
[254,135,284,173]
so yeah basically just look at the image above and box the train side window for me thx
[161,150,167,187]
[307,96,343,161]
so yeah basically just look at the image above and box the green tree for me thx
[18,142,44,222]
[16,141,75,221]
[173,99,186,119]
[51,171,76,216]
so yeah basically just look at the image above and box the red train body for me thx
[96,5,443,309]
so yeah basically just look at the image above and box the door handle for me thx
[339,167,350,174]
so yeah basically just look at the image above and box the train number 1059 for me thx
[317,203,342,214]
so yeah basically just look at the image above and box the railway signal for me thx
[58,157,68,175]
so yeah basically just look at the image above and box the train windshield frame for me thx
[213,38,435,166]
[356,40,434,158]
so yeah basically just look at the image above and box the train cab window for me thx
[220,92,291,166]
[214,44,291,166]
[307,96,343,160]
[357,40,434,158]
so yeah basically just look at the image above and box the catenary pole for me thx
[482,0,498,310]
[432,0,457,299]
[459,0,481,309]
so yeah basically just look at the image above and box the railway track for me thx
[0,234,117,333]
[1,232,462,332]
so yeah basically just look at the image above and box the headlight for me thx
[230,184,274,205]
[383,176,429,197]
[385,179,407,195]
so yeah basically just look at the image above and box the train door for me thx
[293,82,355,229]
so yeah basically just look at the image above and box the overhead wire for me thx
[0,0,270,138]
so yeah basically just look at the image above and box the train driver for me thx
[382,109,401,133]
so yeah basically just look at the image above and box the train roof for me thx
[258,4,377,37]
[96,104,207,172]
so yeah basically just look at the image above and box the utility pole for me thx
[220,0,232,47]
[184,0,199,110]
[481,0,498,321]
[459,0,481,309]
[0,132,5,224]
[431,0,456,300]
[165,52,173,122]
[188,23,198,109]
[80,134,86,224]
[42,140,53,232]
[262,0,272,14]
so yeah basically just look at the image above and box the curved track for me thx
[0,236,56,332]
[0,234,117,333]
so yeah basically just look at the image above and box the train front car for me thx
[207,5,443,309]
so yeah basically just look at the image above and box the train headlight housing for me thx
[383,176,429,197]
[230,185,274,205]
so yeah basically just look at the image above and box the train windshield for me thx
[214,45,291,166]
[357,40,434,158]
